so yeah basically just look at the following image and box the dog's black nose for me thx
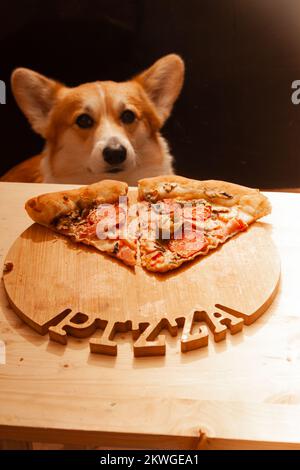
[103,145,127,165]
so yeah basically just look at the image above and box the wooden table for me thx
[1,182,300,450]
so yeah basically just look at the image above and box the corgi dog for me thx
[2,54,184,185]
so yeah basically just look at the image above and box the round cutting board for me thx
[3,191,280,356]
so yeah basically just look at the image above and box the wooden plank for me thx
[1,399,300,449]
[0,440,32,450]
[0,182,300,448]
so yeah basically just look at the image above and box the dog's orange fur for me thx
[2,54,184,185]
[2,155,43,182]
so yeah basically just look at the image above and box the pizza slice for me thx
[25,180,137,267]
[137,175,271,272]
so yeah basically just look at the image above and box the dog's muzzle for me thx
[103,143,127,166]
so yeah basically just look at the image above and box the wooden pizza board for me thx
[2,189,280,357]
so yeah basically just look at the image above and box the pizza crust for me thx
[138,175,271,220]
[25,180,128,226]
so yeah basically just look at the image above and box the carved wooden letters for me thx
[48,304,246,357]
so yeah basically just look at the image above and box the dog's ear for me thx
[135,54,184,124]
[11,68,61,137]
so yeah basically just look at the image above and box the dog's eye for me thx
[76,113,94,129]
[120,109,136,124]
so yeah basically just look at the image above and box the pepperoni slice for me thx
[92,204,126,227]
[169,233,208,258]
[182,204,211,224]
[80,204,127,240]
[192,205,211,221]
[160,199,182,215]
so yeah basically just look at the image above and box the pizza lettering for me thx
[47,305,250,357]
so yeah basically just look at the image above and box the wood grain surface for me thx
[0,182,300,449]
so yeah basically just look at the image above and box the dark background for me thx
[0,0,300,188]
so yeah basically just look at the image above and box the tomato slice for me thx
[169,233,208,258]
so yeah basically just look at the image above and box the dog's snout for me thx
[103,144,127,165]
